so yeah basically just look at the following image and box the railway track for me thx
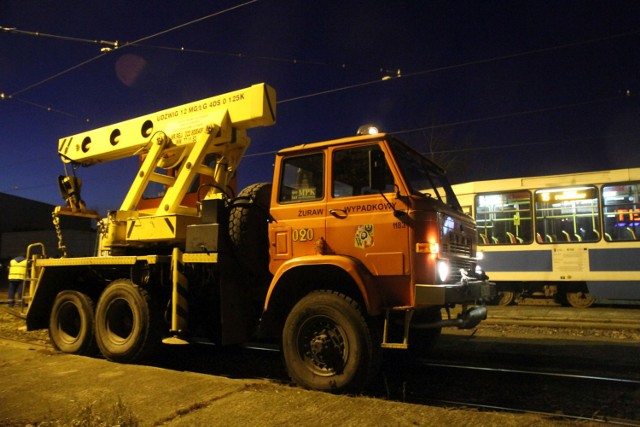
[425,360,640,420]
[376,356,640,425]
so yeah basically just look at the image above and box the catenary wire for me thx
[0,25,118,48]
[3,0,258,99]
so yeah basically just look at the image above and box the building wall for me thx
[0,192,95,261]
[0,193,90,232]
[1,230,96,260]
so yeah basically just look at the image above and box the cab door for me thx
[325,143,409,277]
[269,151,327,273]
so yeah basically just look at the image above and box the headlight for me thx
[476,251,484,260]
[437,260,449,282]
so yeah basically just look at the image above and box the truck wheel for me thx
[229,183,272,275]
[49,290,97,355]
[95,279,160,363]
[282,290,380,393]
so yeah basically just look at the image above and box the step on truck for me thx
[23,83,494,393]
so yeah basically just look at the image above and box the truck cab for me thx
[261,131,493,361]
[266,131,492,310]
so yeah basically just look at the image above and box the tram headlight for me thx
[437,260,449,283]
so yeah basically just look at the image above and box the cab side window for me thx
[332,145,394,198]
[278,153,324,203]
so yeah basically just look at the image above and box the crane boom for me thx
[57,83,276,165]
[54,83,276,248]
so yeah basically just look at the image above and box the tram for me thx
[452,168,640,307]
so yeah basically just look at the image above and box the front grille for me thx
[442,229,472,256]
[447,256,474,283]
[439,214,475,283]
[442,240,471,256]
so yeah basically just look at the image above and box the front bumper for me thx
[415,278,495,306]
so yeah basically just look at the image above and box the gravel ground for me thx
[0,307,49,345]
[457,322,640,341]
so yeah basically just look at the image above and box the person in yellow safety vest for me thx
[7,255,27,308]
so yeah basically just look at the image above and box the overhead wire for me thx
[0,0,259,111]
[0,25,118,49]
[131,42,336,68]
[118,0,258,48]
[10,97,86,120]
[278,28,640,104]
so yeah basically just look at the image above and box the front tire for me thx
[95,279,160,363]
[282,290,380,393]
[49,290,97,355]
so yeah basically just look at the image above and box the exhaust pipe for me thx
[455,305,487,329]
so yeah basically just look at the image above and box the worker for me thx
[7,255,27,308]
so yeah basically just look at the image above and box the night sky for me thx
[1,1,639,215]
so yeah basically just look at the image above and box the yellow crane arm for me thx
[55,83,275,219]
[57,83,276,165]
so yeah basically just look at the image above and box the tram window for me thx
[602,182,640,241]
[534,186,600,243]
[474,191,532,245]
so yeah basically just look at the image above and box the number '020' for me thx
[292,228,314,242]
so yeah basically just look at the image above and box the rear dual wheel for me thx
[49,280,162,362]
[95,279,161,362]
[49,290,97,355]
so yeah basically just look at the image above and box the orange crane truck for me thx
[22,83,494,392]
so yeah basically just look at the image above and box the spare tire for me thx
[229,183,272,276]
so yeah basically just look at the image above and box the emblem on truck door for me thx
[355,224,374,249]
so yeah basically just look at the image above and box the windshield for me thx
[387,139,462,211]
